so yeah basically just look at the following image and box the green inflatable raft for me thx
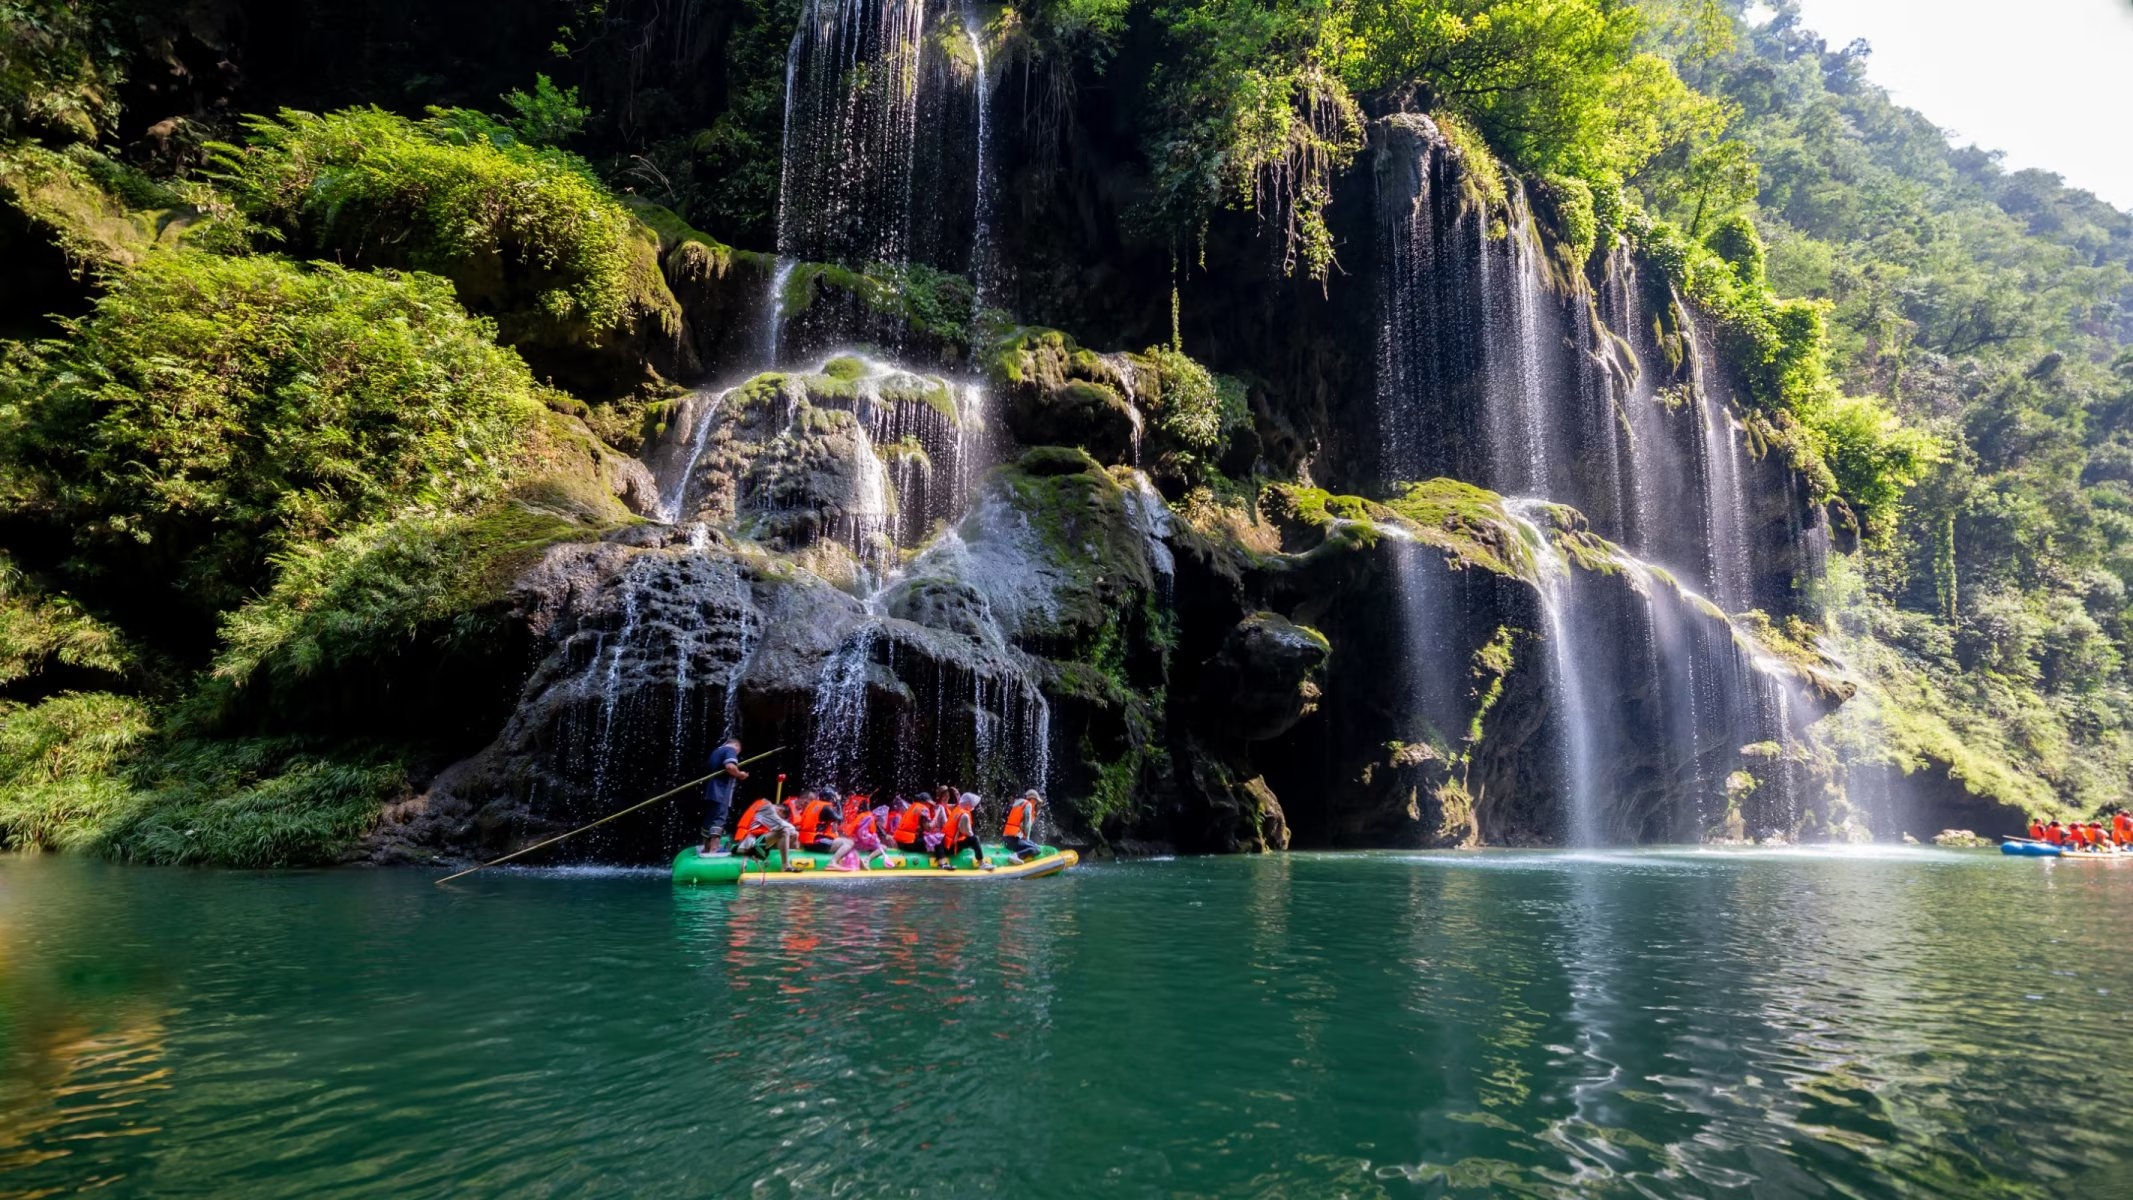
[672,842,1078,885]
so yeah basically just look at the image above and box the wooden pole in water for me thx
[434,747,786,885]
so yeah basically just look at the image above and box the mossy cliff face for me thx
[1,23,1949,863]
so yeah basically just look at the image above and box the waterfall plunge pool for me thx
[4,847,2128,1197]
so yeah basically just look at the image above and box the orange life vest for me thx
[942,805,970,850]
[894,804,927,842]
[1004,798,1035,839]
[735,799,773,841]
[798,799,835,843]
[2046,824,2066,845]
[2028,821,2046,841]
[2115,814,2132,845]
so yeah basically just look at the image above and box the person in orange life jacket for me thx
[2028,818,2047,842]
[796,789,845,855]
[699,737,748,855]
[731,790,802,872]
[846,801,897,868]
[941,792,995,872]
[924,786,958,867]
[818,787,863,865]
[2091,821,2111,850]
[2115,811,2133,846]
[1002,789,1044,863]
[889,794,927,854]
[2044,821,2067,846]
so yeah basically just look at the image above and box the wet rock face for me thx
[648,360,976,585]
[1008,378,1138,464]
[1197,613,1328,741]
[990,331,1154,468]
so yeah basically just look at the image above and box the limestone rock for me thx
[1196,613,1328,741]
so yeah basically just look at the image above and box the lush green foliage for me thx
[1,251,540,610]
[0,691,152,851]
[1645,1,2133,813]
[0,552,130,686]
[502,74,591,146]
[1131,0,1720,279]
[211,106,648,335]
[0,0,122,144]
[212,504,584,689]
[1343,0,1723,183]
[103,738,406,866]
[1144,0,1361,279]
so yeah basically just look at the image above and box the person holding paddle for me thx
[700,737,748,855]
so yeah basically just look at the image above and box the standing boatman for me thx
[700,737,748,855]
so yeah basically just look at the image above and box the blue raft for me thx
[2001,839,2061,857]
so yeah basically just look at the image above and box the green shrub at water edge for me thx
[0,691,153,851]
[103,738,407,867]
[0,693,409,866]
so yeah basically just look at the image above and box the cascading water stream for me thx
[959,0,996,308]
[765,258,795,367]
[776,0,928,268]
[1487,191,1556,497]
[1683,302,1755,612]
[653,386,732,523]
[1505,499,1605,846]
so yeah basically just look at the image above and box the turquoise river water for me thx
[4,847,2132,1197]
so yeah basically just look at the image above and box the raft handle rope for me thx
[434,746,785,885]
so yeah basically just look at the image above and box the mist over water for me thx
[7,851,2131,1197]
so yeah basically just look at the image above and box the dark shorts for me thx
[802,839,837,854]
[702,787,735,838]
[893,837,923,853]
[1005,836,1040,858]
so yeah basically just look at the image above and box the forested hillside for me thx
[2,0,2127,863]
[1668,4,2133,813]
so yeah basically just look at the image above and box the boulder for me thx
[1195,613,1328,741]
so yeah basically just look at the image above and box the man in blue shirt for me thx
[701,738,747,854]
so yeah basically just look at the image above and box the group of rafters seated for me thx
[2028,813,2133,852]
[727,786,1047,873]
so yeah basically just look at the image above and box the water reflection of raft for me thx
[671,843,1078,885]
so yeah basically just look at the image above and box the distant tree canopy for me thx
[1135,0,1726,281]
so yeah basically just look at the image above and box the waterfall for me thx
[1102,352,1148,465]
[1384,532,1471,749]
[1683,304,1755,611]
[843,413,894,584]
[1488,190,1556,498]
[809,620,883,787]
[651,386,732,523]
[1505,501,1605,846]
[959,0,996,308]
[776,0,986,273]
[765,258,794,367]
[1370,116,1826,844]
[1374,114,1487,487]
[775,0,927,266]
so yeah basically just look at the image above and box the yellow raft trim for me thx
[737,849,1079,886]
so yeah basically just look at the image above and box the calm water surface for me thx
[4,847,2132,1197]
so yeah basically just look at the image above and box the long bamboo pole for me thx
[434,746,785,885]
